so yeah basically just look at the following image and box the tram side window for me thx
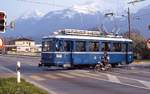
[128,43,133,51]
[42,41,53,52]
[55,40,63,51]
[76,41,86,52]
[101,42,110,51]
[112,43,122,52]
[64,41,71,51]
[89,41,99,52]
[122,43,126,52]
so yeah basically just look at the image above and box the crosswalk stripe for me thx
[138,80,150,89]
[74,70,90,73]
[66,71,106,81]
[56,73,75,78]
[66,72,87,77]
[80,72,100,77]
[30,75,45,81]
[106,74,121,83]
[44,74,59,79]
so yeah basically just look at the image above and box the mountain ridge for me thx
[3,2,150,41]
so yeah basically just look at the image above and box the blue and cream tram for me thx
[39,29,133,68]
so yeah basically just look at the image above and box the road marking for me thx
[138,80,150,89]
[24,76,57,94]
[97,72,150,90]
[44,74,59,79]
[0,66,16,74]
[65,70,150,90]
[83,72,100,77]
[67,72,86,77]
[106,74,121,83]
[56,73,75,78]
[74,70,90,73]
[66,71,107,81]
[30,75,45,81]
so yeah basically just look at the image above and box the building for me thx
[5,38,38,53]
[15,38,37,53]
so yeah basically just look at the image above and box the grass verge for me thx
[0,78,48,94]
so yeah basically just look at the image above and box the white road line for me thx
[56,73,75,78]
[138,80,150,89]
[106,74,121,83]
[44,74,59,79]
[30,75,46,81]
[0,66,16,74]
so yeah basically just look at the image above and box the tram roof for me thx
[43,35,132,42]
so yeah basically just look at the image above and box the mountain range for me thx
[3,1,150,42]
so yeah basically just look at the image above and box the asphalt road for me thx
[0,55,150,94]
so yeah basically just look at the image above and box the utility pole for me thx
[127,7,131,39]
[127,0,146,39]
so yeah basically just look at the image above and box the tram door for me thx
[64,41,74,67]
[125,43,129,64]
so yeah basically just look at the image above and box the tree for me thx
[123,31,150,59]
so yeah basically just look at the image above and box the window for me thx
[64,41,71,51]
[42,41,53,52]
[101,42,110,51]
[89,41,99,51]
[112,43,122,52]
[55,40,63,51]
[122,43,126,52]
[128,43,133,51]
[76,41,86,52]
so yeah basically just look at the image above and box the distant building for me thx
[15,38,36,53]
[35,44,42,52]
[5,38,38,53]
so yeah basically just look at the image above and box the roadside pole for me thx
[17,61,21,83]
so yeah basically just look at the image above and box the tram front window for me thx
[42,41,53,52]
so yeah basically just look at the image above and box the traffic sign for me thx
[146,39,150,50]
[0,38,3,48]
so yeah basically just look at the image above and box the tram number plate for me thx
[56,54,62,58]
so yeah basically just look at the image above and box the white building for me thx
[15,38,37,53]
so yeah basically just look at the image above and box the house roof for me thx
[15,38,34,41]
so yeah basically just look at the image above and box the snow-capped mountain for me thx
[19,9,45,20]
[3,1,150,41]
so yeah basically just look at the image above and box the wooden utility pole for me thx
[128,7,131,39]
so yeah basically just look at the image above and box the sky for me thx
[0,0,150,22]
